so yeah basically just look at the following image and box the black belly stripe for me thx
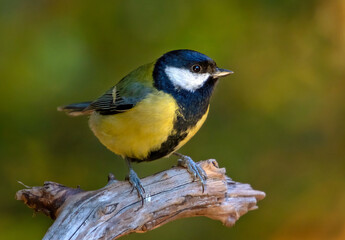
[138,131,188,162]
[129,111,191,162]
[131,105,208,162]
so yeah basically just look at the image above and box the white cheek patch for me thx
[165,66,210,92]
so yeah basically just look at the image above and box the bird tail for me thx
[57,102,93,116]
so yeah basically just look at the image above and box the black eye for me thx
[192,64,201,73]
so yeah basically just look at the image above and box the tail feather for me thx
[58,102,93,116]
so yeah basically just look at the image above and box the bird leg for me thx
[125,158,145,205]
[173,152,207,192]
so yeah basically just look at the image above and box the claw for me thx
[127,168,146,205]
[174,153,207,193]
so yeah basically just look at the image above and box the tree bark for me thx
[15,159,265,240]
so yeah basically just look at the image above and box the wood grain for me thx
[16,159,265,240]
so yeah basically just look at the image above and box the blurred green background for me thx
[1,0,345,239]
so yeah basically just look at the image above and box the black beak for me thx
[213,68,234,78]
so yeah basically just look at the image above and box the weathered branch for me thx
[16,159,265,240]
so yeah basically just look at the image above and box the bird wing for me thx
[87,63,155,115]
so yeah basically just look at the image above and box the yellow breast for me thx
[89,91,178,160]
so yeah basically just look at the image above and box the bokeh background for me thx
[1,0,345,239]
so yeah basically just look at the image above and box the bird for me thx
[58,49,233,203]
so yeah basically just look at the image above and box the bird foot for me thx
[175,153,207,192]
[126,169,146,205]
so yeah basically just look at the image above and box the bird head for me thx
[153,49,233,92]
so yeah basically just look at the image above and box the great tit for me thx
[58,49,233,203]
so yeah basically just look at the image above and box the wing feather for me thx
[87,63,156,115]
